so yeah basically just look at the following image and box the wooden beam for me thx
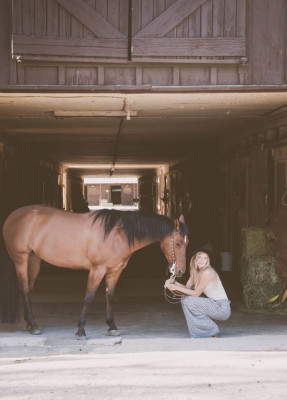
[13,56,127,64]
[134,0,208,38]
[131,58,242,64]
[55,0,126,39]
[13,36,128,58]
[133,38,246,57]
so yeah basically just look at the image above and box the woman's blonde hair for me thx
[189,251,218,288]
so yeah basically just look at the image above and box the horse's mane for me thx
[93,209,188,247]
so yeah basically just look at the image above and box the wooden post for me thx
[173,66,180,86]
[98,66,104,85]
[238,57,248,85]
[210,66,217,85]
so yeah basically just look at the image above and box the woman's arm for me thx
[166,277,193,289]
[165,269,212,297]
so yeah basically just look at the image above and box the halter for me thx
[168,231,178,276]
[164,231,186,304]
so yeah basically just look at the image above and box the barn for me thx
[1,0,287,313]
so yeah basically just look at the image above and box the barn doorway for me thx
[111,185,122,205]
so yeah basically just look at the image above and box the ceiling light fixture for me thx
[54,110,137,117]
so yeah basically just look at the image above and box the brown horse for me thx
[1,205,188,338]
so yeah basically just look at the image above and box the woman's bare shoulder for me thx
[200,267,214,279]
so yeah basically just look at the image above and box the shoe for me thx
[213,334,219,338]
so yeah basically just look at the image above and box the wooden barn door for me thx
[11,0,247,85]
[11,0,129,84]
[132,0,247,84]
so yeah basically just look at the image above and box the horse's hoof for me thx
[75,332,87,340]
[27,325,41,335]
[30,328,41,335]
[108,329,121,337]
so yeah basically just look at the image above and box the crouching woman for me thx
[165,249,231,338]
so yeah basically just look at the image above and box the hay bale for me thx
[241,256,284,310]
[241,227,268,258]
[240,256,277,284]
[265,206,287,279]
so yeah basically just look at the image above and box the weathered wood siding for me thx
[0,0,11,84]
[247,0,286,84]
[0,141,62,223]
[0,0,285,86]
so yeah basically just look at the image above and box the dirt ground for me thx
[1,277,287,399]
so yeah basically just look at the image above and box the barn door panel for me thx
[132,0,246,64]
[12,0,128,62]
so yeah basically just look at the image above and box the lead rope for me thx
[164,232,186,304]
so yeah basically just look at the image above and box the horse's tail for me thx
[0,231,20,323]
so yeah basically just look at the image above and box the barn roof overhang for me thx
[1,87,287,177]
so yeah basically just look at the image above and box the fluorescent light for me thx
[84,177,138,184]
[54,111,138,117]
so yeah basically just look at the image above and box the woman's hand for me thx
[164,278,174,287]
[164,280,177,292]
[167,283,178,292]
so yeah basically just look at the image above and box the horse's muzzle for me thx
[168,263,183,277]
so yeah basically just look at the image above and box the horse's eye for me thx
[176,242,181,248]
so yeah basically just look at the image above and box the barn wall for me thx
[69,172,89,213]
[138,143,220,251]
[220,143,269,266]
[0,0,11,84]
[0,141,5,225]
[139,118,287,277]
[247,0,286,84]
[217,107,287,274]
[1,0,285,88]
[138,171,157,212]
[168,144,221,251]
[0,139,62,225]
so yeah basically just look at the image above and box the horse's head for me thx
[160,215,189,278]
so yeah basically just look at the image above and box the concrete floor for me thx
[1,276,287,399]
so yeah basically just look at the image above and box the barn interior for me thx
[1,89,287,306]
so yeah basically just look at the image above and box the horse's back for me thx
[3,205,93,264]
[3,205,135,270]
[4,205,65,236]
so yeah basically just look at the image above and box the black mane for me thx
[93,209,188,247]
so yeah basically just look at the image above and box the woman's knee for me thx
[181,296,195,306]
[219,307,231,321]
[181,296,201,313]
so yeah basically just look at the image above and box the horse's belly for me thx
[30,218,92,269]
[33,237,91,269]
[39,251,90,270]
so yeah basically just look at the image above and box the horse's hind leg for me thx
[105,269,123,335]
[76,267,106,339]
[28,252,41,291]
[15,254,41,335]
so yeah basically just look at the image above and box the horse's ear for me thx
[179,214,185,224]
[174,218,180,231]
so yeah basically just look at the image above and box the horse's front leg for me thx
[105,269,124,336]
[76,267,106,339]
